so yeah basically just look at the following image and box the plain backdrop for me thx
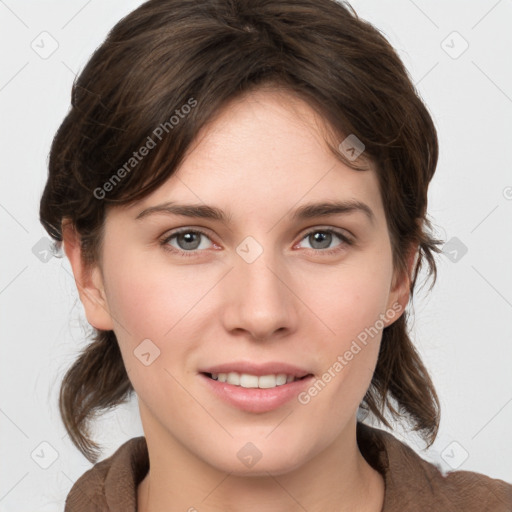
[0,0,511,510]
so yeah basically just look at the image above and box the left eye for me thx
[160,228,352,256]
[296,229,352,252]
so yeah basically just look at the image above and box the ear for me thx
[384,243,418,326]
[61,220,114,331]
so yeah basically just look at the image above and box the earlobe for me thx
[61,220,114,331]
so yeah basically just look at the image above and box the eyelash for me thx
[159,227,354,258]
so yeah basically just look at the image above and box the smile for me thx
[200,372,315,413]
[206,372,308,389]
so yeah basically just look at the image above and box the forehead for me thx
[115,89,384,226]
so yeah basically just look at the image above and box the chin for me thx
[203,442,310,477]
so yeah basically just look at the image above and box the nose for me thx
[221,247,298,341]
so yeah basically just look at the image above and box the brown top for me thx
[65,422,512,511]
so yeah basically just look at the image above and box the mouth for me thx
[199,371,315,413]
[201,371,312,389]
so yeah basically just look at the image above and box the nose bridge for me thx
[224,237,296,339]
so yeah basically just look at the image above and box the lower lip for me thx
[199,373,314,413]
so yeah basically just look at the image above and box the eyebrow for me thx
[135,199,375,225]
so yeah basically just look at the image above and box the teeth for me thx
[240,374,259,388]
[276,374,287,386]
[210,372,301,388]
[226,372,240,385]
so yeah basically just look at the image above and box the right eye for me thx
[160,228,215,257]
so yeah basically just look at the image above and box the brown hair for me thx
[40,0,443,463]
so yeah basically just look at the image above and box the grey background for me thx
[0,0,511,509]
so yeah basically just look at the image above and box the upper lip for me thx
[199,361,312,378]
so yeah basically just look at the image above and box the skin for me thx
[63,88,415,512]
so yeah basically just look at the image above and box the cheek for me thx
[302,254,393,344]
[297,250,393,402]
[102,252,218,342]
[101,256,210,414]
[100,252,235,407]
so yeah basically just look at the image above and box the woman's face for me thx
[83,89,409,475]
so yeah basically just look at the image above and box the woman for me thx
[39,0,512,510]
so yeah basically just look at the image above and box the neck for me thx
[137,418,385,512]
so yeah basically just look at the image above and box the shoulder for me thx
[433,468,512,511]
[357,422,512,512]
[64,436,148,511]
